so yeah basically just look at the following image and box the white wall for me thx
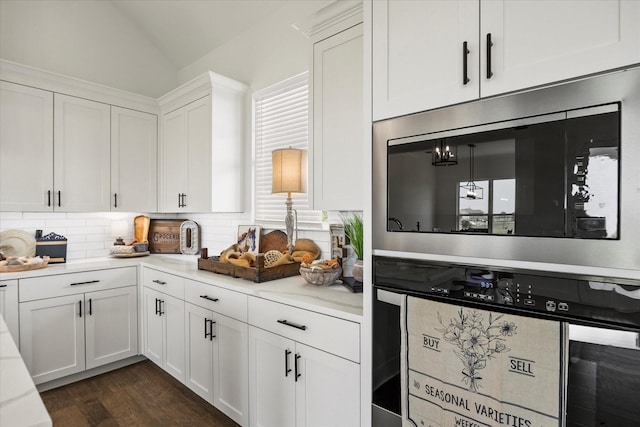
[0,0,178,98]
[178,0,332,91]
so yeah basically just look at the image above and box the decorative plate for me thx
[180,220,200,255]
[0,229,36,257]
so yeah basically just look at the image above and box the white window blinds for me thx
[254,72,322,226]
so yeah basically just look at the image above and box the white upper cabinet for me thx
[372,0,640,120]
[54,94,111,212]
[159,72,247,213]
[372,0,479,120]
[312,23,365,211]
[0,81,54,211]
[111,106,158,212]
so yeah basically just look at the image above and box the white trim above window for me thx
[254,72,323,228]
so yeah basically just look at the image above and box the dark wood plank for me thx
[40,360,239,427]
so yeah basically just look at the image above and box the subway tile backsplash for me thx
[0,211,334,261]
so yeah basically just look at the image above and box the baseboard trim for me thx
[36,355,147,392]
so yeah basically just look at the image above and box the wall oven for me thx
[372,256,640,427]
[372,67,640,270]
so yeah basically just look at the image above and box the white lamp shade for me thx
[272,148,307,194]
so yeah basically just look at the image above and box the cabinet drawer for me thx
[248,297,360,363]
[142,268,184,299]
[19,267,137,302]
[184,279,247,322]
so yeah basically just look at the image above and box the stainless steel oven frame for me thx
[372,67,640,271]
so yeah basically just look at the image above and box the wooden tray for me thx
[0,259,49,273]
[198,254,300,283]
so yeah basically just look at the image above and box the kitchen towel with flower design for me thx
[401,296,567,427]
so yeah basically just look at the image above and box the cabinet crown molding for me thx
[0,59,158,114]
[158,71,248,115]
[293,0,363,42]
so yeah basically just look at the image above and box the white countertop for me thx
[0,314,52,427]
[1,255,364,323]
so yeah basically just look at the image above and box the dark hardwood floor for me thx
[40,360,240,427]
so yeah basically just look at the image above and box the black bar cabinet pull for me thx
[486,33,494,79]
[210,321,216,340]
[462,41,470,85]
[152,279,167,285]
[70,280,100,286]
[114,193,118,208]
[155,298,159,315]
[277,319,307,331]
[294,353,301,382]
[0,284,7,288]
[178,193,182,207]
[79,300,82,317]
[285,349,292,377]
[88,298,92,316]
[47,190,51,207]
[57,190,61,207]
[199,295,219,302]
[204,318,210,339]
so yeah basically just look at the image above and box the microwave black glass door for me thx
[386,109,620,239]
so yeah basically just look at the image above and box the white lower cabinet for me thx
[248,297,361,427]
[0,279,19,344]
[185,302,248,426]
[19,270,138,385]
[142,287,185,382]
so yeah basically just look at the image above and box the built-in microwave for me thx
[372,67,640,271]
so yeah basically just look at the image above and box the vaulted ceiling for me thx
[110,0,294,69]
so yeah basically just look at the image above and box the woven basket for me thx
[299,265,342,286]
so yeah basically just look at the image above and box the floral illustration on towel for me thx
[437,308,517,392]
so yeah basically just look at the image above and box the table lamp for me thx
[272,147,307,253]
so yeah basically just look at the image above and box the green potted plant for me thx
[341,212,363,282]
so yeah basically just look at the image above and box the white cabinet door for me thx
[85,286,138,370]
[249,326,296,427]
[0,280,19,344]
[185,302,214,403]
[480,0,640,97]
[54,93,110,211]
[295,343,360,427]
[213,312,248,426]
[162,292,185,382]
[183,95,212,212]
[0,81,54,211]
[111,106,158,212]
[19,294,85,384]
[159,95,211,212]
[160,106,187,212]
[143,287,164,367]
[312,23,364,211]
[372,0,479,120]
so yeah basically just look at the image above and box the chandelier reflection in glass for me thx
[460,144,484,200]
[432,139,457,166]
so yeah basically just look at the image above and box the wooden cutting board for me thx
[148,219,183,254]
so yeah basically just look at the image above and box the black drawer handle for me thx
[47,190,51,207]
[79,300,82,318]
[114,193,118,208]
[462,41,470,85]
[199,295,219,302]
[0,284,7,288]
[58,190,61,207]
[486,32,494,79]
[277,319,307,331]
[155,298,160,315]
[88,298,92,316]
[70,280,100,286]
[152,279,167,285]
[204,318,210,339]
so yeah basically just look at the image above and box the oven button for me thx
[545,301,557,312]
[558,302,569,311]
[524,298,536,306]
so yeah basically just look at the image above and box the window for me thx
[458,179,515,234]
[254,72,322,227]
